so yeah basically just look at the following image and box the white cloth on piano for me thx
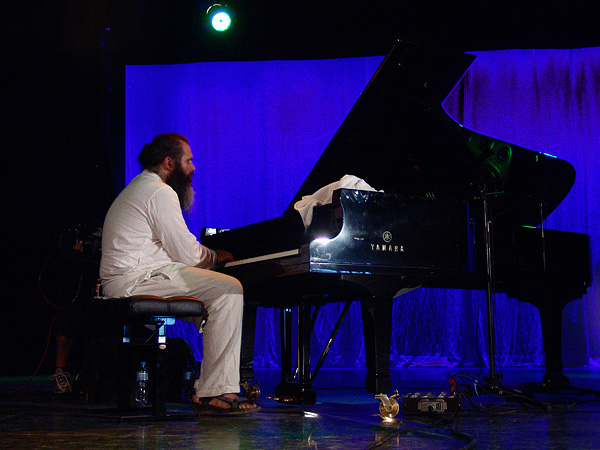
[293,174,381,228]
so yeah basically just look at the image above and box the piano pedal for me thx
[264,395,294,403]
[375,390,400,419]
[240,381,261,403]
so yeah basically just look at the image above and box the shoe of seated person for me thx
[51,369,72,394]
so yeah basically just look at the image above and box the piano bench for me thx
[96,295,207,420]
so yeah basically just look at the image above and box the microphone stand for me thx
[478,185,552,410]
[480,184,500,386]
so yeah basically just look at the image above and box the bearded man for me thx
[100,133,258,414]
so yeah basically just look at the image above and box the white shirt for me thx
[100,170,216,297]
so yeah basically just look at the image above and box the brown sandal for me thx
[193,395,261,416]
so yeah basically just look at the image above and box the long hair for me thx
[138,133,189,171]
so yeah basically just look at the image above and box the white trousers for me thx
[131,265,244,398]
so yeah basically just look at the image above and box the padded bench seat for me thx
[95,295,207,420]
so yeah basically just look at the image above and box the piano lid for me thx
[285,39,575,227]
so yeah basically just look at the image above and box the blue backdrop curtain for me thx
[125,47,599,370]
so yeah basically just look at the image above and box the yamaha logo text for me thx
[371,231,404,253]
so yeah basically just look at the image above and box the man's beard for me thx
[166,164,195,212]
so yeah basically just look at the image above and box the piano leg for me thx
[240,303,257,383]
[513,281,575,389]
[275,304,317,404]
[297,302,312,385]
[361,296,393,394]
[511,272,577,389]
[539,301,563,374]
[537,295,574,389]
[279,306,293,383]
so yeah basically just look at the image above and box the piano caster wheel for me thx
[241,381,261,403]
[375,390,400,419]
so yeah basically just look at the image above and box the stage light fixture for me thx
[206,3,233,32]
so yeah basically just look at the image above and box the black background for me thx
[4,0,599,375]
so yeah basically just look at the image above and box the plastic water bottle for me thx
[182,365,195,403]
[135,362,149,405]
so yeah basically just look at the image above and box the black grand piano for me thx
[202,39,591,404]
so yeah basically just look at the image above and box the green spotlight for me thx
[207,4,232,32]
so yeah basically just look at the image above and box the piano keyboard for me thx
[224,249,300,268]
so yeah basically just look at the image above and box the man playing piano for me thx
[100,133,259,415]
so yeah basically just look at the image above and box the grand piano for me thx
[201,39,591,404]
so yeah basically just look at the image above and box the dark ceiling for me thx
[12,1,600,67]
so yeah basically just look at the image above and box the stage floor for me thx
[1,368,599,449]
